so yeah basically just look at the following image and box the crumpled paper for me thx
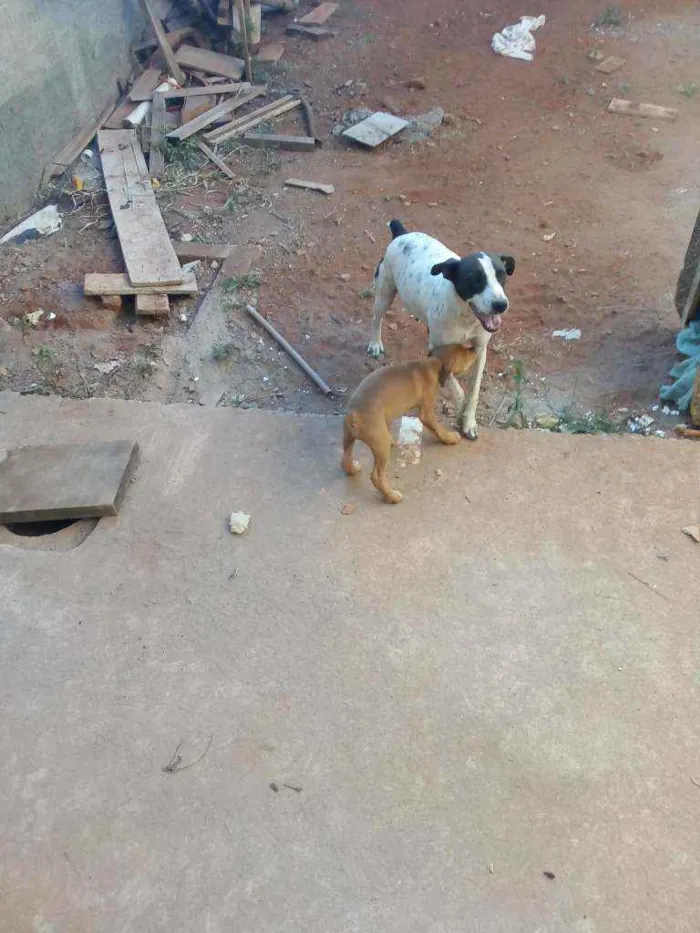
[492,15,546,62]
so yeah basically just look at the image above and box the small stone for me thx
[100,295,122,311]
[382,95,401,114]
[229,511,251,535]
[434,469,443,478]
[406,76,427,90]
[180,233,194,242]
[211,260,220,270]
[681,525,700,544]
[442,113,457,125]
[339,273,351,281]
[388,322,398,331]
[340,503,356,515]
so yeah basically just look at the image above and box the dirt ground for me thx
[1,0,698,433]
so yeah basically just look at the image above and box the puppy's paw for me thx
[442,430,461,445]
[384,489,403,504]
[367,340,385,359]
[343,459,362,475]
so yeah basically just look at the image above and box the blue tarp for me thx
[660,320,700,411]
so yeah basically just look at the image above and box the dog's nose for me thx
[491,299,508,313]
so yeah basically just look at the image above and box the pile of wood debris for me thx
[40,0,340,317]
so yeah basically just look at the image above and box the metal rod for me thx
[245,305,332,395]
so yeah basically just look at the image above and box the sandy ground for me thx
[0,0,699,433]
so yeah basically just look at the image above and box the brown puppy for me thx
[342,344,477,503]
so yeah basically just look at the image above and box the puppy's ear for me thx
[431,259,460,281]
[500,255,516,276]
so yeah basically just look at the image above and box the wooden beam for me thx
[97,129,183,287]
[84,272,198,296]
[298,2,338,25]
[607,98,678,120]
[235,0,253,83]
[284,178,334,195]
[286,24,336,41]
[138,0,186,85]
[239,133,316,151]
[195,140,237,181]
[149,92,168,178]
[129,67,163,102]
[204,96,300,144]
[135,294,170,315]
[42,100,117,182]
[160,82,251,100]
[175,45,244,80]
[166,86,265,141]
[173,242,235,261]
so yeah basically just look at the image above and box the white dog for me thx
[368,220,515,439]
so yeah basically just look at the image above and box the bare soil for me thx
[1,0,699,434]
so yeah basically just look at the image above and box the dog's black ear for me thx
[431,259,460,281]
[500,255,516,276]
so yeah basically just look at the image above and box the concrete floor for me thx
[1,392,699,933]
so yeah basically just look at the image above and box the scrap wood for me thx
[181,93,216,124]
[240,133,316,150]
[160,82,251,99]
[342,111,408,148]
[174,242,235,261]
[104,98,135,130]
[234,0,254,83]
[166,86,266,140]
[98,129,183,287]
[204,95,300,143]
[233,2,262,48]
[297,1,338,25]
[675,425,700,439]
[284,178,334,195]
[300,95,320,145]
[129,67,163,101]
[149,92,168,178]
[195,140,237,180]
[256,42,284,63]
[608,98,678,120]
[135,293,170,315]
[245,304,332,395]
[41,99,116,184]
[138,0,186,85]
[175,44,244,80]
[595,55,625,74]
[286,23,335,40]
[84,272,198,296]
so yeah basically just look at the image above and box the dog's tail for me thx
[388,219,409,240]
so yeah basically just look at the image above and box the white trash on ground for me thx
[552,328,581,340]
[397,416,423,465]
[1,205,62,244]
[229,511,251,535]
[491,15,546,62]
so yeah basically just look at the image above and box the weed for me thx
[222,272,261,292]
[358,286,374,299]
[164,137,203,172]
[504,359,528,429]
[224,194,240,213]
[556,405,623,435]
[133,343,159,377]
[676,82,698,98]
[212,339,238,362]
[357,33,376,47]
[594,5,622,27]
[557,75,571,87]
[35,345,55,367]
[618,80,632,96]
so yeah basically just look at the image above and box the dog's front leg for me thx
[443,373,465,424]
[458,346,488,439]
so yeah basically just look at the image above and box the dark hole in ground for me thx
[4,518,79,537]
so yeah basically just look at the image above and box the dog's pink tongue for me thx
[487,313,502,332]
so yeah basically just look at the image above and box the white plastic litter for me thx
[229,512,251,535]
[491,15,546,62]
[1,205,62,244]
[397,416,423,465]
[552,328,581,340]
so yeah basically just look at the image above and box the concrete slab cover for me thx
[0,393,699,932]
[343,111,409,147]
[0,439,137,522]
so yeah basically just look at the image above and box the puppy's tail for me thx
[388,219,409,240]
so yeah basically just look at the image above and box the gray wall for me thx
[0,0,143,221]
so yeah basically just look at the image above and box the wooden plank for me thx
[175,45,244,80]
[129,67,163,102]
[0,441,138,523]
[256,43,285,63]
[232,2,262,46]
[217,0,232,25]
[97,129,183,287]
[166,86,265,141]
[595,56,625,74]
[104,98,134,130]
[138,0,186,85]
[286,24,336,40]
[84,272,198,296]
[43,100,117,180]
[135,294,170,316]
[160,82,250,100]
[149,92,167,178]
[181,94,215,124]
[205,96,299,143]
[240,133,316,151]
[608,98,678,120]
[284,178,334,195]
[298,2,339,25]
[173,243,234,261]
[196,141,237,180]
[342,111,408,148]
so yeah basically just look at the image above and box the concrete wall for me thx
[0,0,143,221]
